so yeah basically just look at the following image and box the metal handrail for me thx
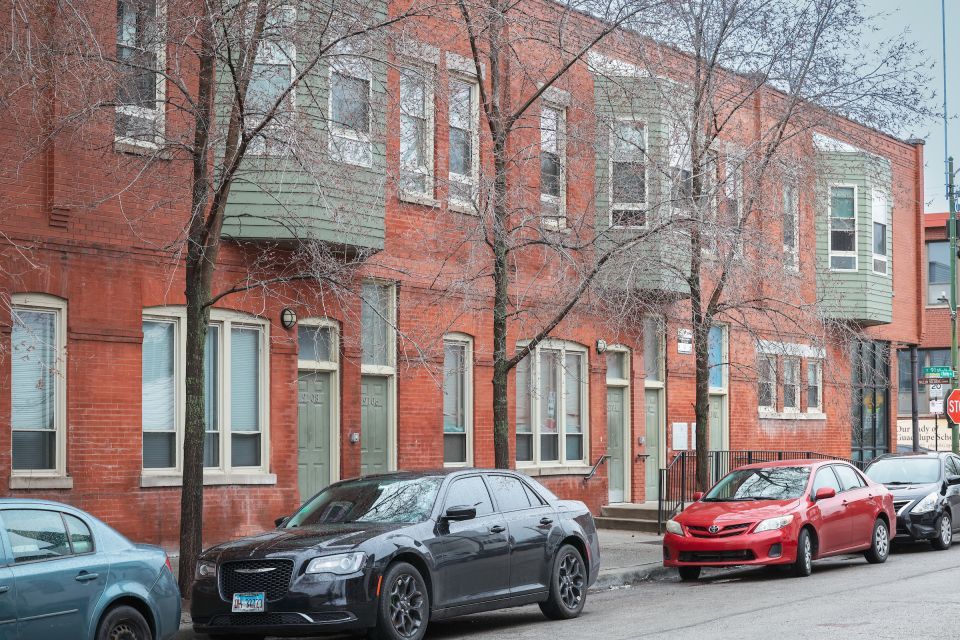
[583,454,611,482]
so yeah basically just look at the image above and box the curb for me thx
[591,562,673,590]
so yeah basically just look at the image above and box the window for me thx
[540,105,566,226]
[443,336,473,466]
[515,341,588,466]
[487,475,533,511]
[812,467,841,494]
[642,317,663,384]
[708,326,725,390]
[399,65,435,197]
[851,340,889,462]
[872,190,888,274]
[758,355,776,410]
[829,186,857,270]
[783,357,800,412]
[2,510,72,562]
[299,324,333,363]
[722,155,744,223]
[807,360,822,413]
[833,465,864,492]
[610,121,647,227]
[448,76,478,206]
[783,184,798,270]
[245,8,296,156]
[668,118,692,213]
[361,282,395,368]
[11,298,66,475]
[898,348,950,417]
[443,476,493,515]
[116,0,164,145]
[140,309,269,474]
[64,514,94,554]
[607,351,627,382]
[927,241,950,306]
[328,61,372,167]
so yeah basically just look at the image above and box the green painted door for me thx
[709,394,726,451]
[361,375,390,475]
[606,387,625,503]
[298,371,332,501]
[645,388,661,501]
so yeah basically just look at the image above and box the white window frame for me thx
[609,119,647,229]
[806,359,823,414]
[141,313,183,473]
[360,280,398,471]
[871,189,889,275]
[927,240,951,307]
[442,333,473,468]
[758,354,777,412]
[708,325,728,393]
[515,339,590,469]
[328,58,373,167]
[398,60,436,203]
[783,183,800,272]
[540,104,567,228]
[297,317,341,483]
[139,306,271,480]
[782,356,801,414]
[115,0,166,150]
[447,72,480,212]
[246,6,297,157]
[10,294,68,481]
[828,184,858,272]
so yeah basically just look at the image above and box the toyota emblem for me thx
[708,525,720,534]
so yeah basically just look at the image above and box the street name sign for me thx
[923,366,955,378]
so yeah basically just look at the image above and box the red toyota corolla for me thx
[663,460,895,580]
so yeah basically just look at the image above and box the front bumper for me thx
[191,570,377,637]
[662,527,797,568]
[895,508,941,541]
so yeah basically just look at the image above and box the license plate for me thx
[231,592,265,613]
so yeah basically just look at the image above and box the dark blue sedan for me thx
[0,499,180,640]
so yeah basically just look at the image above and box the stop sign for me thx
[947,389,960,424]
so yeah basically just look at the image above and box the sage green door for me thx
[606,387,625,503]
[644,388,662,501]
[361,375,390,475]
[298,371,332,501]
[709,394,726,451]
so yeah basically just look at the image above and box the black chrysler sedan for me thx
[191,469,600,640]
[864,452,960,549]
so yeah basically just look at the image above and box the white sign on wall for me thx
[677,328,693,354]
[930,397,944,415]
[672,422,688,450]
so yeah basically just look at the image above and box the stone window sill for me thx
[10,476,74,490]
[759,411,827,421]
[140,472,277,488]
[398,191,440,208]
[517,465,592,477]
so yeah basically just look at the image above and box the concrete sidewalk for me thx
[592,529,669,590]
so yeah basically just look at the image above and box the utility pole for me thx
[951,157,958,454]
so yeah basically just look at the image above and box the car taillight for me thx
[165,555,173,574]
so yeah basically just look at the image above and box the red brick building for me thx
[0,0,927,549]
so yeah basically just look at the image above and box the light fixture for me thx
[280,308,297,330]
[596,339,608,354]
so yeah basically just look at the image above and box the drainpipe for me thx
[911,346,920,452]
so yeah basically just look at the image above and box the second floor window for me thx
[116,0,163,145]
[783,357,800,412]
[829,186,857,270]
[399,65,435,198]
[329,62,372,167]
[758,355,776,410]
[448,77,478,206]
[872,190,888,274]
[610,121,646,227]
[245,8,295,155]
[540,106,566,226]
[783,185,798,270]
[928,241,950,305]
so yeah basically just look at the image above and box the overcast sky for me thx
[866,0,958,212]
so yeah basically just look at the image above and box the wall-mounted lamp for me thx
[280,307,298,330]
[596,339,608,354]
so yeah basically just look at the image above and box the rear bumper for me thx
[662,528,796,567]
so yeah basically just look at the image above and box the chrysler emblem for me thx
[235,567,277,574]
[708,525,720,534]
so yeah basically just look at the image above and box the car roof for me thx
[355,468,531,481]
[0,498,84,510]
[871,451,951,461]
[737,459,852,470]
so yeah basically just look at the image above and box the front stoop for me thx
[596,501,660,534]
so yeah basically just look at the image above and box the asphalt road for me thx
[179,541,960,640]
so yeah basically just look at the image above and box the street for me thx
[176,542,960,640]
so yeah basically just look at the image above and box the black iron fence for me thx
[657,450,867,533]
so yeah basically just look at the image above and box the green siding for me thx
[815,151,893,326]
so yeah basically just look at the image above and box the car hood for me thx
[678,499,799,527]
[883,482,940,500]
[204,522,408,560]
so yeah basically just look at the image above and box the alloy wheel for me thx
[875,523,889,558]
[108,623,139,640]
[801,535,812,572]
[558,551,585,610]
[941,516,952,546]
[388,573,425,638]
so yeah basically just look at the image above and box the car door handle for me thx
[0,586,9,595]
[489,525,506,534]
[75,572,99,583]
[539,517,554,526]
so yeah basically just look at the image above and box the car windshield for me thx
[703,466,811,501]
[865,458,941,485]
[285,476,443,527]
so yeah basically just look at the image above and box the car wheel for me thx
[96,605,152,640]
[931,512,953,551]
[678,566,701,582]
[370,561,429,640]
[790,527,813,577]
[539,544,587,620]
[864,518,890,564]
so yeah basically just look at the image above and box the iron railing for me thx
[657,450,867,533]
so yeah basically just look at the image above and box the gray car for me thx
[0,499,180,640]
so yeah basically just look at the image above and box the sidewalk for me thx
[593,529,669,590]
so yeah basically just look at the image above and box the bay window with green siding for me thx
[829,186,857,270]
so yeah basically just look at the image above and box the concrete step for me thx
[595,516,661,533]
[601,503,659,519]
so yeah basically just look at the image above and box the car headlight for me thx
[753,515,794,533]
[665,519,684,536]
[305,552,367,575]
[195,560,217,579]
[911,491,939,515]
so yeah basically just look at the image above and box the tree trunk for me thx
[491,139,510,469]
[692,316,711,491]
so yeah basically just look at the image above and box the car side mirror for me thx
[691,492,704,502]
[813,487,836,501]
[443,505,477,522]
[274,516,288,528]
[947,475,960,486]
